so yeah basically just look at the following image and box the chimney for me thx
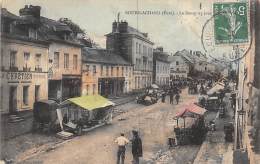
[19,5,41,19]
[118,21,128,33]
[156,47,163,52]
[112,20,117,32]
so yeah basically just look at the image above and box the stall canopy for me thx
[151,84,159,89]
[60,95,115,110]
[175,103,207,118]
[207,82,224,95]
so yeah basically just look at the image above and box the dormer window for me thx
[28,28,37,39]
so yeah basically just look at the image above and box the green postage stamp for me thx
[213,2,249,44]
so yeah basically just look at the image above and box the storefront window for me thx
[23,86,29,106]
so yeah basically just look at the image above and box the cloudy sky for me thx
[2,0,220,54]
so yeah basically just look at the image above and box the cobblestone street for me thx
[9,89,201,164]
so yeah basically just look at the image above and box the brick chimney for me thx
[19,5,41,19]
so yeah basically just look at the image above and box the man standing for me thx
[131,130,143,164]
[169,90,174,104]
[175,93,180,104]
[115,133,129,164]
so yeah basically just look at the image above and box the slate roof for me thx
[1,8,20,20]
[1,8,82,47]
[82,48,131,65]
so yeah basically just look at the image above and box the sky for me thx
[2,0,229,54]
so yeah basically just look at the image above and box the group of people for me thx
[115,131,143,164]
[161,86,181,105]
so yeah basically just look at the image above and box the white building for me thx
[153,47,170,86]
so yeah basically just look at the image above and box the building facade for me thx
[106,20,154,90]
[169,51,191,80]
[152,47,170,86]
[1,8,49,113]
[82,48,133,97]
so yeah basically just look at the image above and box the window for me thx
[85,65,90,76]
[136,42,138,54]
[111,66,113,76]
[73,55,78,70]
[24,52,30,62]
[35,54,41,68]
[10,51,17,68]
[54,52,59,68]
[176,61,179,65]
[122,67,124,76]
[93,65,96,74]
[86,85,89,95]
[93,84,96,95]
[101,65,103,75]
[64,53,69,69]
[117,67,119,76]
[176,68,179,71]
[23,86,29,106]
[106,66,109,76]
[139,44,141,54]
[28,28,37,39]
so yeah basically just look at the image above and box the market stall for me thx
[173,103,207,145]
[57,95,115,136]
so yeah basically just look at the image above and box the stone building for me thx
[0,8,49,113]
[152,47,170,86]
[168,51,192,80]
[81,48,133,97]
[106,20,154,90]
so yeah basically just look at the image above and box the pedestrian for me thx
[115,133,129,164]
[175,93,180,104]
[169,90,174,104]
[131,130,143,164]
[161,91,166,103]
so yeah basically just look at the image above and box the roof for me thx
[65,95,115,110]
[175,103,207,118]
[153,51,170,63]
[1,8,20,20]
[82,48,131,65]
[1,8,82,47]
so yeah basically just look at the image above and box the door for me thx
[9,86,17,113]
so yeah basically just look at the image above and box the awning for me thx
[60,95,115,110]
[151,84,159,89]
[207,83,224,95]
[175,103,207,118]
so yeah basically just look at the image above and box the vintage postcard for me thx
[0,0,259,163]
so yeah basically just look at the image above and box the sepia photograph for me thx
[0,0,259,163]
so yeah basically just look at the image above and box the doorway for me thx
[35,85,40,102]
[9,86,17,113]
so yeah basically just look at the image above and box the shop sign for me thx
[2,72,32,80]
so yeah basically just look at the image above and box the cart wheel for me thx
[76,126,83,136]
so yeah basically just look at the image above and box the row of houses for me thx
[0,5,157,114]
[0,5,220,114]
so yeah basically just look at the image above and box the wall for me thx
[1,38,48,113]
[48,42,81,80]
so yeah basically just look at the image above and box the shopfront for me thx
[1,71,48,114]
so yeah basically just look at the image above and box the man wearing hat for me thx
[115,133,129,164]
[131,130,143,164]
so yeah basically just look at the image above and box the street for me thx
[21,89,200,164]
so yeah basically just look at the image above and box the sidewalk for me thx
[193,108,234,164]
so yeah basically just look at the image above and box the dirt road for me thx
[23,89,198,164]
